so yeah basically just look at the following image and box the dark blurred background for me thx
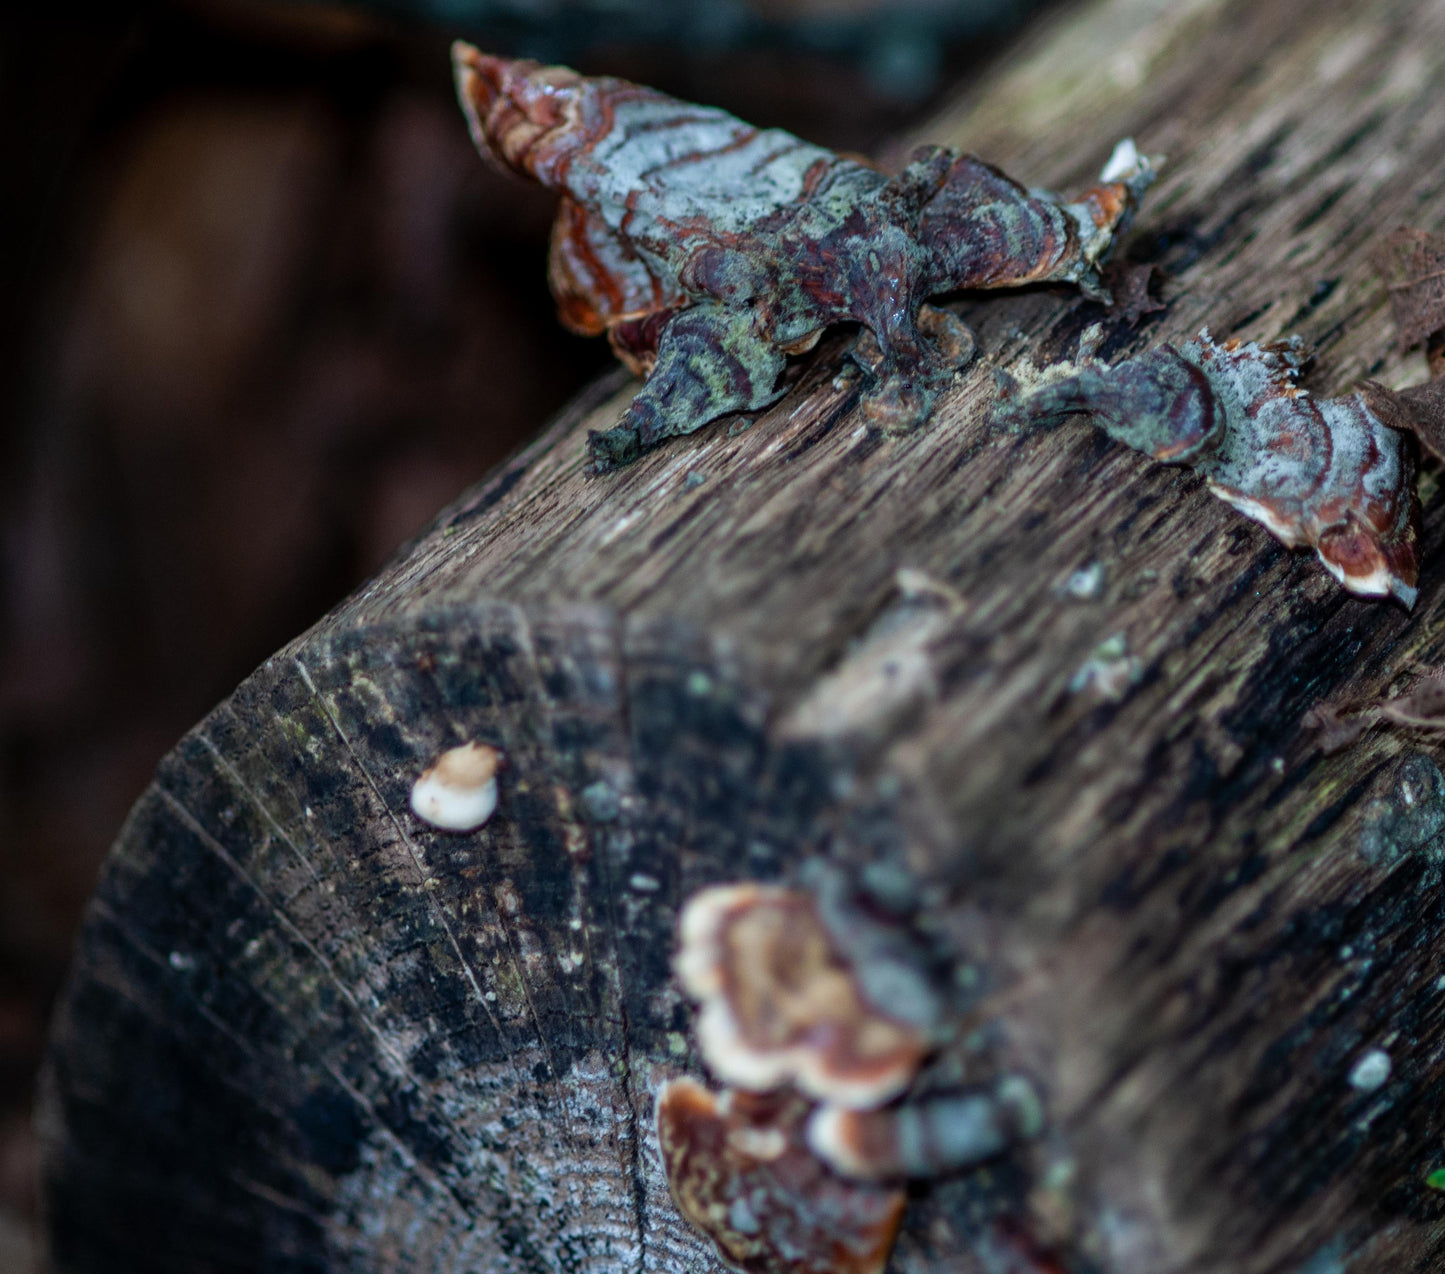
[0,0,1045,1264]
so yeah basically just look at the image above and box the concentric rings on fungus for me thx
[453,42,1154,469]
[994,331,1422,606]
[675,883,933,1110]
[655,1077,906,1274]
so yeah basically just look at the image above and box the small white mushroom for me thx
[410,742,501,831]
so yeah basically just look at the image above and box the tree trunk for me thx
[36,0,1445,1271]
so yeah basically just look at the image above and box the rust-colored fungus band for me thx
[995,330,1421,606]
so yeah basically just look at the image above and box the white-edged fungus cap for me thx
[806,1090,1019,1181]
[675,883,932,1110]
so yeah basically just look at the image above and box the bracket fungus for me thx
[806,1082,1042,1181]
[663,880,1036,1274]
[995,330,1421,605]
[675,882,935,1109]
[409,741,501,831]
[453,42,1155,470]
[655,1077,906,1274]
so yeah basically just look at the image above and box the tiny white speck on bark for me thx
[1347,1048,1391,1091]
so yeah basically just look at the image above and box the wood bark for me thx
[36,0,1445,1271]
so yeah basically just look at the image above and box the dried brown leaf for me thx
[1375,226,1445,353]
[1399,374,1445,433]
[1308,667,1445,753]
[1360,376,1445,464]
[1303,702,1377,754]
[1377,668,1445,729]
[1103,261,1166,326]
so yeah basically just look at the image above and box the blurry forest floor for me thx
[0,0,1024,1264]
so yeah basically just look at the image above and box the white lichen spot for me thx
[1347,1047,1391,1092]
[580,780,620,822]
[996,1074,1045,1139]
[629,872,662,892]
[1041,1156,1076,1191]
[1059,561,1106,601]
[1070,633,1142,702]
[410,741,501,832]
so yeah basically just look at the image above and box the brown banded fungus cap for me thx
[655,1077,905,1274]
[675,883,933,1109]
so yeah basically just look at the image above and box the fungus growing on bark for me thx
[995,331,1421,605]
[655,1076,906,1274]
[806,1081,1042,1181]
[409,742,501,831]
[675,883,933,1109]
[453,42,1154,470]
[663,881,1045,1270]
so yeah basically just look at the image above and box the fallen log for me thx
[37,0,1445,1270]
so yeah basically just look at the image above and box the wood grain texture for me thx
[37,0,1445,1271]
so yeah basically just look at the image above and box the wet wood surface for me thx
[38,0,1445,1271]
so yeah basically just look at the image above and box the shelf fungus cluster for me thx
[453,42,1154,470]
[994,330,1422,605]
[658,882,1037,1274]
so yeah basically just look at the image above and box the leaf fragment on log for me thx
[1306,666,1445,753]
[1375,226,1445,370]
